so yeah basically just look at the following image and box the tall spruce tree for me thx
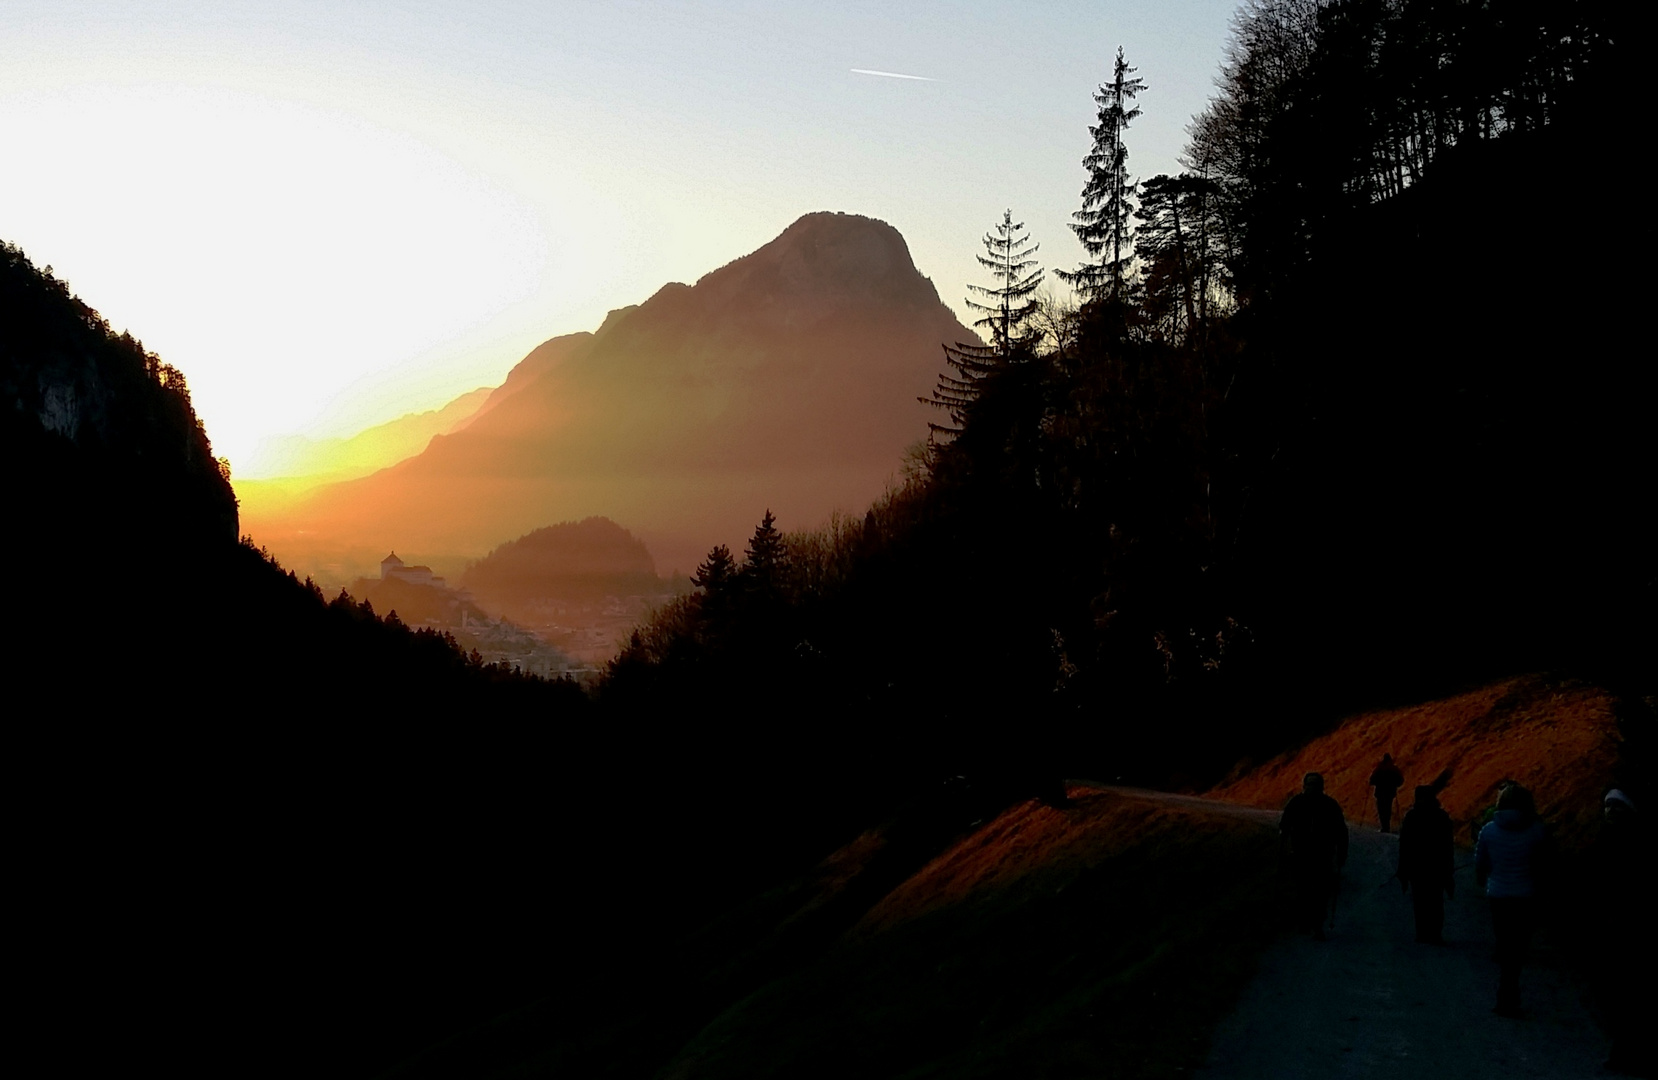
[740,511,786,595]
[925,339,1001,439]
[965,210,1045,355]
[926,213,1045,440]
[1059,47,1146,302]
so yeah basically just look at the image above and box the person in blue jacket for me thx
[1475,783,1549,1017]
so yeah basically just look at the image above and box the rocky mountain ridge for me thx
[243,211,975,576]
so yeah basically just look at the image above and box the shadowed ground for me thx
[379,785,1614,1079]
[1199,818,1609,1078]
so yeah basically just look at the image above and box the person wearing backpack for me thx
[1475,783,1549,1017]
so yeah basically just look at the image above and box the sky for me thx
[1,1,1239,476]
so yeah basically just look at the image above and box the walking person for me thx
[1368,753,1405,833]
[1475,783,1549,1017]
[1280,772,1349,940]
[1589,788,1654,1075]
[1397,785,1455,944]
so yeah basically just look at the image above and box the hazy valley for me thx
[5,3,1653,1079]
[240,212,973,583]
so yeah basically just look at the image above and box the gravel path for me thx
[1198,816,1610,1078]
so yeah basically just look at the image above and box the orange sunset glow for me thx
[6,2,1647,1078]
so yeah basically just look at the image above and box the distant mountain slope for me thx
[453,330,596,431]
[246,385,493,482]
[244,212,975,574]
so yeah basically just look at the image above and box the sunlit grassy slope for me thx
[389,788,1286,1080]
[659,791,1282,1080]
[1210,675,1621,847]
[378,678,1631,1079]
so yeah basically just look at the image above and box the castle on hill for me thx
[380,551,445,589]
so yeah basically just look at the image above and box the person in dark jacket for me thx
[1589,789,1653,1075]
[1280,772,1349,939]
[1397,785,1455,944]
[1475,783,1549,1017]
[1369,753,1405,832]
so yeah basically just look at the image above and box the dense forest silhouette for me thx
[4,2,1652,1076]
[3,242,592,1075]
[521,5,1647,1070]
[607,0,1650,788]
[588,6,1652,1066]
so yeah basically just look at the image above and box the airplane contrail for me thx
[850,68,935,82]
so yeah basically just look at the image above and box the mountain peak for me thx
[243,212,972,576]
[690,211,940,314]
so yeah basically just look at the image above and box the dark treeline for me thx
[1191,0,1634,301]
[600,0,1652,882]
[542,10,1656,1052]
[4,241,596,1077]
[5,2,1653,1076]
[564,1,1652,1053]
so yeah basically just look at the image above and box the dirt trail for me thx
[1195,810,1609,1078]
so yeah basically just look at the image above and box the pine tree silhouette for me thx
[1059,47,1145,302]
[740,511,786,596]
[965,209,1044,355]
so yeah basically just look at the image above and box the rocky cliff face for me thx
[2,240,239,549]
[247,212,974,574]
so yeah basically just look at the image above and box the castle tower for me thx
[380,552,404,581]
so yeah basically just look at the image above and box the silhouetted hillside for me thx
[380,787,1286,1080]
[10,3,1653,1073]
[243,212,975,577]
[601,11,1653,792]
[3,241,596,1077]
[2,241,237,556]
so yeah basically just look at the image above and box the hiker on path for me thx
[1475,782,1549,1017]
[1396,785,1455,944]
[1369,753,1405,832]
[1589,788,1654,1076]
[1280,772,1349,940]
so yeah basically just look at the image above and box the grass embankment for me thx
[654,788,1283,1080]
[383,788,1286,1080]
[387,675,1631,1078]
[1211,674,1621,847]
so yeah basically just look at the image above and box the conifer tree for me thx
[965,210,1045,356]
[692,544,736,596]
[1059,47,1146,302]
[926,212,1046,441]
[740,511,786,594]
[924,339,1002,439]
